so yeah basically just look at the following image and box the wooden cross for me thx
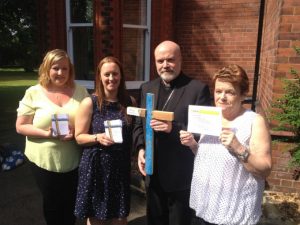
[127,93,174,175]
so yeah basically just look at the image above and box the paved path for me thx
[0,161,298,225]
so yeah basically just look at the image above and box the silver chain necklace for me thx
[161,89,175,111]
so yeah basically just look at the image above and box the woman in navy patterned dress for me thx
[74,56,135,225]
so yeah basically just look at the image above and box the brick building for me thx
[37,0,300,193]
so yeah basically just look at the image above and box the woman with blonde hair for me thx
[16,49,89,225]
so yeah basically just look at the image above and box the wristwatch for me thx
[236,146,250,162]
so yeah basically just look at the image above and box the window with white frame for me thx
[66,0,151,89]
[66,0,94,80]
[123,0,151,85]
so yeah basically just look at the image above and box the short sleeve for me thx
[74,84,89,100]
[17,88,35,116]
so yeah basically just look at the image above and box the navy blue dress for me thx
[75,95,131,220]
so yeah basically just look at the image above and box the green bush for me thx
[271,46,300,167]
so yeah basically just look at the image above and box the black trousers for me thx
[146,176,193,225]
[29,161,78,225]
[191,217,217,225]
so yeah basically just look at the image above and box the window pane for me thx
[72,27,94,80]
[123,0,147,25]
[70,0,92,23]
[123,28,145,81]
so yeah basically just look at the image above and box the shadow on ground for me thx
[0,160,146,225]
[0,157,298,225]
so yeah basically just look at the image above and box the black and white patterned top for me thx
[190,110,264,225]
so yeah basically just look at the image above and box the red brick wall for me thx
[171,0,300,193]
[94,0,122,66]
[174,0,260,90]
[150,0,175,79]
[267,141,300,193]
[47,0,67,50]
[258,1,300,193]
[258,0,282,115]
[259,0,300,122]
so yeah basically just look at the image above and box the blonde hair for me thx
[38,49,75,88]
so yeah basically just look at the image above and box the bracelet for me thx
[94,134,98,142]
[236,145,250,162]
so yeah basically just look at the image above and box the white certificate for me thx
[104,119,123,143]
[187,105,222,136]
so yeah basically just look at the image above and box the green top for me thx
[17,84,89,172]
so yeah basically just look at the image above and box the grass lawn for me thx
[0,69,38,148]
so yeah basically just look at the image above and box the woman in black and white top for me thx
[180,64,272,225]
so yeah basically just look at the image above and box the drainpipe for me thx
[251,0,265,111]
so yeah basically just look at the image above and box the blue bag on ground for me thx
[0,143,25,171]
